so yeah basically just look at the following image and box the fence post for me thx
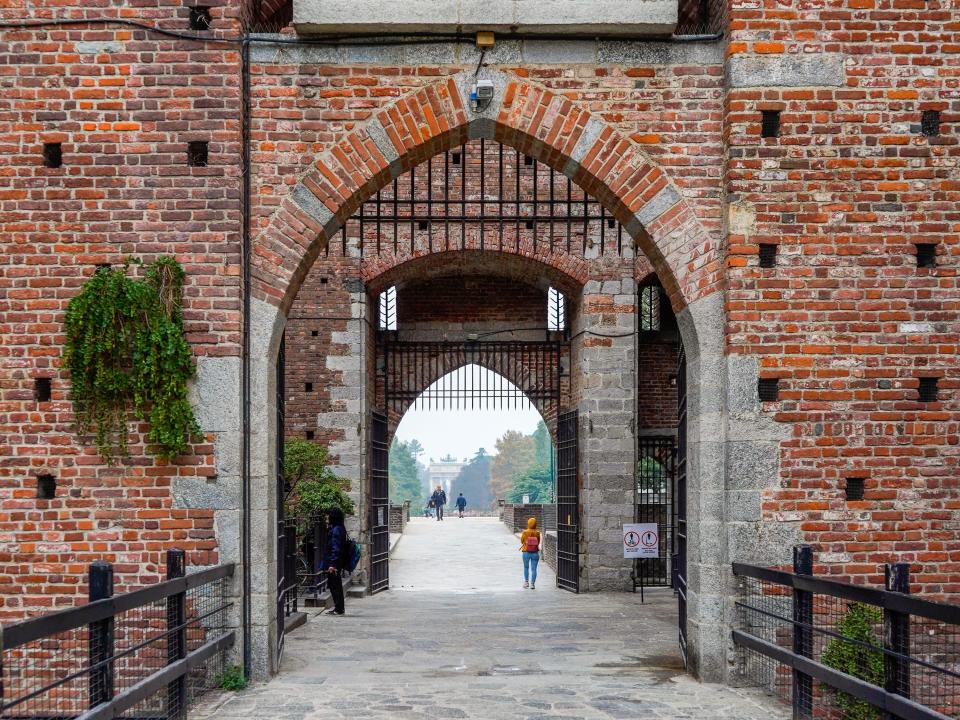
[792,545,813,719]
[166,549,187,720]
[285,523,298,615]
[88,560,115,709]
[884,563,911,720]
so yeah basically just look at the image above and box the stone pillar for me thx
[574,271,637,591]
[317,278,370,581]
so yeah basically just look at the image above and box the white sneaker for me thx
[523,581,529,589]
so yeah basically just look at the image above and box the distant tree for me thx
[506,464,554,504]
[490,430,536,501]
[532,420,554,475]
[408,439,424,462]
[450,447,494,509]
[389,438,423,504]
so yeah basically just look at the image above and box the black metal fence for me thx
[634,436,675,589]
[733,546,959,720]
[0,550,234,720]
[281,513,329,620]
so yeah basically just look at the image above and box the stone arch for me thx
[251,69,714,317]
[244,69,729,683]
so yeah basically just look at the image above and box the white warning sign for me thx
[623,523,659,559]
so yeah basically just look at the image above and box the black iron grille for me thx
[330,138,631,259]
[758,378,780,402]
[844,477,865,502]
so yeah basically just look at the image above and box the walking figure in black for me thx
[456,493,467,518]
[322,507,347,615]
[430,485,447,521]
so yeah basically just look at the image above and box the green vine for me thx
[63,257,202,463]
[821,602,884,720]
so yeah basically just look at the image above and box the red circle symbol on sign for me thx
[624,531,641,548]
[641,530,657,548]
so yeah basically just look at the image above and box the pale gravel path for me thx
[194,517,786,720]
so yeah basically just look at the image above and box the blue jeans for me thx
[522,552,540,584]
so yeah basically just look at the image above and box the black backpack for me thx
[340,534,361,573]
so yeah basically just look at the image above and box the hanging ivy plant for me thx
[63,257,202,463]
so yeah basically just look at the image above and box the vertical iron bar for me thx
[393,178,399,253]
[582,185,588,255]
[410,163,416,255]
[461,142,467,251]
[516,147,521,252]
[549,165,555,254]
[566,175,572,253]
[532,156,538,255]
[88,561,114,709]
[600,203,606,255]
[792,545,814,719]
[884,563,911,719]
[166,548,187,720]
[427,154,433,253]
[499,142,504,252]
[480,137,485,251]
[445,149,450,252]
[376,187,381,255]
[359,193,364,260]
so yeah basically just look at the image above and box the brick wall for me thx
[0,4,243,618]
[726,0,959,595]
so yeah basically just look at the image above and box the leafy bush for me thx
[63,258,201,463]
[217,664,248,692]
[507,464,554,503]
[821,602,884,720]
[283,438,354,517]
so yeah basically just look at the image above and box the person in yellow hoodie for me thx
[519,517,541,589]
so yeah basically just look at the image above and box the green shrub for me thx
[821,602,884,720]
[283,438,354,517]
[217,664,248,692]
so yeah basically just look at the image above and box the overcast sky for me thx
[393,366,544,463]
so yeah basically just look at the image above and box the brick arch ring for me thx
[251,69,714,318]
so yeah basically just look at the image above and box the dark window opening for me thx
[758,243,777,268]
[607,218,616,229]
[189,5,212,30]
[761,110,781,139]
[305,430,315,441]
[35,378,51,402]
[758,377,780,402]
[187,141,208,167]
[523,154,534,166]
[43,142,62,168]
[418,220,429,231]
[311,330,319,337]
[305,382,313,392]
[451,151,461,165]
[844,477,865,502]
[525,220,534,230]
[918,377,939,403]
[921,110,941,138]
[916,244,936,269]
[320,277,328,284]
[37,474,56,500]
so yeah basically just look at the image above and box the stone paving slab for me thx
[193,518,787,720]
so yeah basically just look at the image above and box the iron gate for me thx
[675,345,688,666]
[635,436,675,588]
[275,337,288,665]
[369,410,390,594]
[556,409,579,593]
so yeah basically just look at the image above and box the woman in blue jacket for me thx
[322,507,347,615]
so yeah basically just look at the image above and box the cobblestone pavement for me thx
[194,518,786,719]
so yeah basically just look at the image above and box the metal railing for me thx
[733,546,959,720]
[281,513,328,619]
[0,550,235,719]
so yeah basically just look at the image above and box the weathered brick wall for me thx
[726,0,960,595]
[0,5,243,619]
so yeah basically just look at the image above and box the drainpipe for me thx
[240,34,252,680]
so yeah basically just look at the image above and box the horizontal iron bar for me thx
[732,563,959,625]
[731,630,952,720]
[3,563,235,650]
[77,631,235,720]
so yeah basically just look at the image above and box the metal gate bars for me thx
[369,410,390,594]
[556,409,579,593]
[675,345,689,667]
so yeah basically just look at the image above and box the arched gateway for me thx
[243,69,733,681]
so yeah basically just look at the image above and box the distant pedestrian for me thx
[322,507,347,615]
[519,517,541,590]
[456,493,467,518]
[430,485,447,521]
